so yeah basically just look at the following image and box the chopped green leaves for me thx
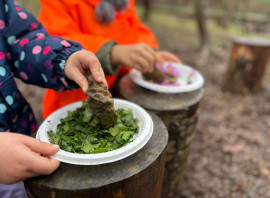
[47,101,139,154]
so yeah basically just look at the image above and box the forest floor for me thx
[145,10,270,198]
[17,5,270,198]
[172,45,270,198]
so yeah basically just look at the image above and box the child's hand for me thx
[112,43,156,73]
[155,51,181,64]
[0,133,60,184]
[64,50,107,93]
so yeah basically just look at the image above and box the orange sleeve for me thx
[39,0,112,53]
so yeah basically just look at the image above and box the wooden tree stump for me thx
[223,37,270,93]
[119,75,204,198]
[24,113,168,198]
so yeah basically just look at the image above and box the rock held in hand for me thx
[143,65,166,83]
[87,75,117,128]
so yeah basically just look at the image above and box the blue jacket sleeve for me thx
[0,0,82,91]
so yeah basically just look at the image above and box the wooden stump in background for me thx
[223,37,270,93]
[24,113,168,198]
[119,75,204,198]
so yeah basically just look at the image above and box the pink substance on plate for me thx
[156,63,162,70]
[161,81,171,86]
[158,62,181,86]
[167,63,180,77]
[145,62,182,87]
[172,82,180,87]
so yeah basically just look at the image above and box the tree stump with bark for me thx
[119,75,204,198]
[223,37,270,93]
[24,113,168,198]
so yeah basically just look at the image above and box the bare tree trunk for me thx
[143,0,151,21]
[194,0,210,66]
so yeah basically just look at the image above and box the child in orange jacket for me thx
[39,0,181,117]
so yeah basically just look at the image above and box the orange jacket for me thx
[38,0,158,118]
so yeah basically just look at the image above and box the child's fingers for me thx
[98,66,108,86]
[20,136,60,175]
[159,51,181,63]
[22,171,40,181]
[65,51,105,92]
[134,56,151,73]
[80,52,104,83]
[156,54,166,64]
[8,171,40,184]
[22,135,60,156]
[137,49,155,73]
[165,54,181,63]
[143,44,156,57]
[25,153,60,175]
[69,67,89,93]
[133,63,145,72]
[89,66,103,83]
[82,53,108,87]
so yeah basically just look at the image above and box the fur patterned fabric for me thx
[95,0,129,23]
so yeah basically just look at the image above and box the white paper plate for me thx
[129,62,204,94]
[37,99,153,165]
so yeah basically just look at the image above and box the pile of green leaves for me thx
[48,101,139,154]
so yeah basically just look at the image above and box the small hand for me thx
[0,133,60,184]
[64,50,107,93]
[112,43,156,73]
[155,51,181,64]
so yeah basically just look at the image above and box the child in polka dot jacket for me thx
[0,0,107,196]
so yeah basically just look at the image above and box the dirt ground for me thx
[149,24,270,198]
[177,51,270,198]
[16,15,270,198]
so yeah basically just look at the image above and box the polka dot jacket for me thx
[0,0,83,135]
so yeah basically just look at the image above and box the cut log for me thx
[24,113,168,198]
[119,75,204,198]
[223,37,270,93]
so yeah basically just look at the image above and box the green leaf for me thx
[122,131,135,141]
[81,142,94,153]
[82,107,93,122]
[47,104,139,154]
[90,148,110,154]
[109,127,120,136]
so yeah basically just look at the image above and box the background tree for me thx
[194,0,210,66]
